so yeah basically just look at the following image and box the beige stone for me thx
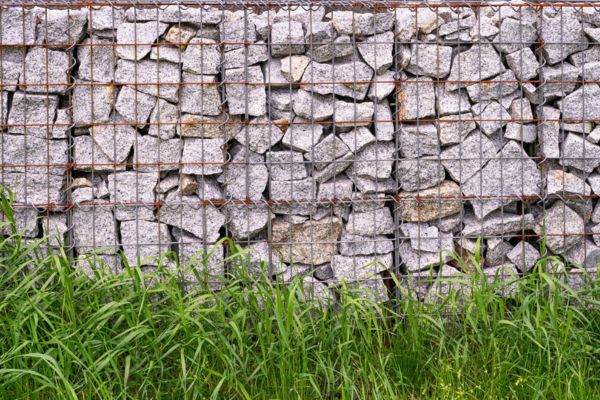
[165,25,197,48]
[178,113,241,139]
[397,181,463,222]
[280,55,310,83]
[272,216,343,265]
[178,174,198,195]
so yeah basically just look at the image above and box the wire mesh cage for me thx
[1,0,600,303]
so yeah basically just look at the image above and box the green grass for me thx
[1,203,600,398]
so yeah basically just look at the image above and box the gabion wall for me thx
[2,1,600,302]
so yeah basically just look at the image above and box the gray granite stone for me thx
[398,233,454,272]
[504,123,537,143]
[37,9,87,48]
[181,138,224,175]
[558,84,600,122]
[7,92,58,138]
[73,135,126,172]
[148,99,178,139]
[472,101,511,135]
[120,220,171,266]
[178,113,240,139]
[374,100,395,141]
[218,146,268,200]
[368,70,395,102]
[160,191,225,242]
[115,86,157,127]
[438,113,477,146]
[271,21,305,56]
[332,253,390,284]
[270,177,316,215]
[398,124,440,158]
[305,134,350,169]
[463,141,542,219]
[302,60,373,101]
[534,201,584,254]
[541,6,587,65]
[181,73,222,116]
[505,48,539,81]
[339,232,393,256]
[0,47,26,91]
[280,55,310,83]
[306,35,354,63]
[107,171,158,221]
[334,101,374,129]
[90,123,136,163]
[350,141,395,180]
[541,63,580,98]
[338,127,377,154]
[281,116,324,152]
[436,84,471,116]
[507,241,540,271]
[292,89,334,121]
[357,31,394,74]
[115,59,180,102]
[235,117,284,154]
[346,207,394,236]
[398,157,445,191]
[405,43,453,78]
[396,75,436,120]
[446,42,505,91]
[493,17,538,54]
[72,82,116,125]
[225,66,266,117]
[560,133,600,172]
[126,5,221,26]
[133,135,182,172]
[266,150,308,181]
[1,8,37,45]
[78,38,116,83]
[220,17,257,52]
[440,131,496,183]
[182,38,221,75]
[116,22,169,60]
[72,208,118,254]
[466,70,519,103]
[224,204,269,239]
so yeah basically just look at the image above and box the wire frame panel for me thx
[1,1,600,303]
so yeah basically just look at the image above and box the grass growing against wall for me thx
[1,205,600,398]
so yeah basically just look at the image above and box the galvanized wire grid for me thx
[1,1,600,303]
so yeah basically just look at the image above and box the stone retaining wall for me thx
[2,3,600,301]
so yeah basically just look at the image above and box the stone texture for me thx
[281,117,324,152]
[91,123,136,163]
[346,207,394,236]
[234,117,284,154]
[271,21,305,56]
[560,133,600,172]
[181,73,222,116]
[397,157,446,191]
[534,201,585,254]
[78,38,116,83]
[72,82,116,125]
[182,38,221,75]
[7,92,58,138]
[396,75,436,120]
[120,220,171,266]
[357,32,394,74]
[302,61,373,101]
[224,204,269,239]
[462,141,542,219]
[558,84,600,122]
[507,241,540,272]
[405,43,453,78]
[398,124,440,158]
[272,216,343,265]
[541,6,587,65]
[397,181,463,222]
[225,66,266,116]
[115,86,157,126]
[133,135,182,172]
[115,59,180,102]
[107,172,158,221]
[350,142,395,180]
[181,138,224,175]
[441,131,497,184]
[280,55,310,83]
[331,253,393,281]
[116,22,169,60]
[292,89,334,121]
[223,41,269,70]
[218,146,268,200]
[446,43,505,91]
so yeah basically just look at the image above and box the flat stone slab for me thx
[398,124,440,158]
[224,204,269,239]
[441,131,497,184]
[271,21,305,56]
[78,38,117,83]
[405,43,453,78]
[292,90,334,122]
[357,32,394,74]
[107,172,158,221]
[350,142,395,180]
[115,86,157,127]
[396,75,436,121]
[72,208,118,254]
[72,82,116,126]
[182,38,221,75]
[397,157,446,191]
[560,133,600,172]
[281,117,324,152]
[234,117,284,154]
[91,123,137,163]
[133,135,183,172]
[1,134,67,176]
[218,146,268,200]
